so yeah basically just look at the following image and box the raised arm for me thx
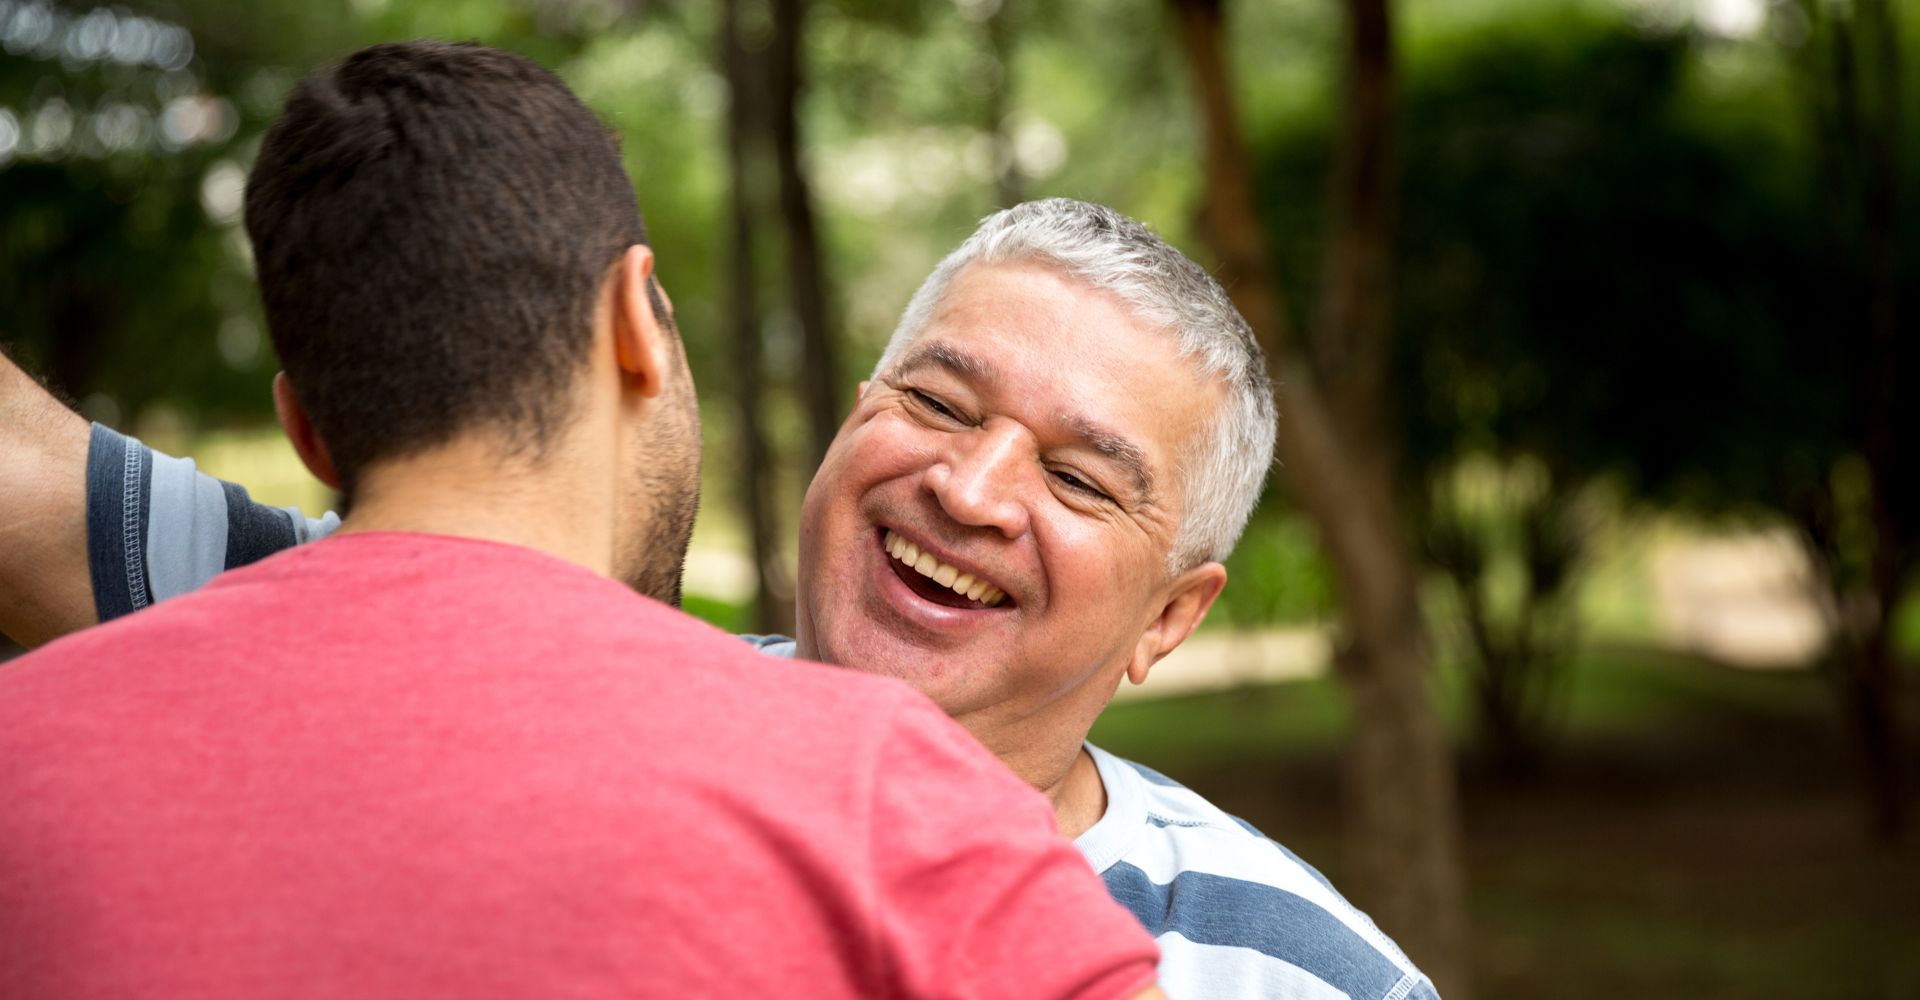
[84,422,340,624]
[1,350,340,648]
[0,349,95,647]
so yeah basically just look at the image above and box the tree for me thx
[1166,0,1470,991]
[769,0,844,469]
[1362,7,1914,834]
[1421,461,1588,779]
[1789,0,1910,838]
[0,2,305,424]
[722,0,796,634]
[979,0,1022,207]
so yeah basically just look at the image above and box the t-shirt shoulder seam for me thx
[1143,809,1228,830]
[1138,789,1263,834]
[1380,971,1428,1000]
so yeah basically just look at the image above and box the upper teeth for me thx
[884,530,1005,607]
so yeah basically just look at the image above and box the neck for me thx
[908,660,1120,838]
[336,431,618,578]
[1039,745,1108,839]
[953,667,1127,839]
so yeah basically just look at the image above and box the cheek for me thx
[1034,526,1161,633]
[831,415,941,495]
[802,417,928,556]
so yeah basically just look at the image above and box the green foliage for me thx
[1423,457,1595,771]
[0,0,726,422]
[680,592,752,634]
[0,0,289,420]
[1210,503,1335,628]
[1241,6,1916,773]
[1243,6,1912,526]
[5,0,1912,641]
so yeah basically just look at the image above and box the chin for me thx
[833,618,949,688]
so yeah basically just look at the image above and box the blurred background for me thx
[1,0,1914,996]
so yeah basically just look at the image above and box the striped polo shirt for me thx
[1081,746,1437,1000]
[90,425,1437,998]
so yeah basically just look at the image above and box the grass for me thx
[681,592,752,634]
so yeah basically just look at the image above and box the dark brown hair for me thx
[244,41,648,497]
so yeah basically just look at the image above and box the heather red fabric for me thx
[0,532,1157,999]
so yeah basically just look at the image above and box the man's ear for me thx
[1125,561,1228,686]
[611,244,670,399]
[273,371,340,490]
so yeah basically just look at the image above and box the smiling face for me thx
[795,261,1229,773]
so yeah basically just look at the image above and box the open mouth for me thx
[880,529,1011,611]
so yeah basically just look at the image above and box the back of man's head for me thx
[244,41,647,498]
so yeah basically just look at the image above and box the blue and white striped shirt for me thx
[1081,745,1437,1000]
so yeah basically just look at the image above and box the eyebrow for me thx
[891,340,1156,502]
[1062,413,1155,502]
[891,341,995,383]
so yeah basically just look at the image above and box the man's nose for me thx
[923,423,1031,538]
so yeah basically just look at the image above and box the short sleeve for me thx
[85,424,339,623]
[867,695,1159,1000]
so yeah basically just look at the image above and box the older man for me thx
[1,200,1435,999]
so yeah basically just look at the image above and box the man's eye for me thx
[908,389,963,423]
[1052,469,1112,502]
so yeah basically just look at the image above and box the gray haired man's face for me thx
[792,261,1229,745]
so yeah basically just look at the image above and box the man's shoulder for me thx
[1089,745,1438,1000]
[2,536,923,772]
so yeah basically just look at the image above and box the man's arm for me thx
[0,350,95,647]
[82,423,339,624]
[0,350,340,648]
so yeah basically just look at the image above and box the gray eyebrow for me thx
[890,341,995,383]
[1061,413,1155,503]
[890,339,1156,503]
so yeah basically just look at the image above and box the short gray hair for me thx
[874,198,1276,572]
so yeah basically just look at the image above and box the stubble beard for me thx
[625,473,699,607]
[617,353,703,607]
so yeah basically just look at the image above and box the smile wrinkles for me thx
[883,529,1007,607]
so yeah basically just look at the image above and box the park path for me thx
[1115,626,1330,701]
[1119,526,1830,701]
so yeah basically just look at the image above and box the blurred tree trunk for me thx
[1424,471,1586,782]
[1851,0,1908,842]
[983,0,1022,208]
[1168,0,1470,992]
[1796,0,1909,840]
[724,0,795,635]
[768,0,842,470]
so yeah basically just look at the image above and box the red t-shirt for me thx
[0,533,1157,999]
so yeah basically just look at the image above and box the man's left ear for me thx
[1127,561,1228,686]
[611,244,670,398]
[273,371,341,491]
